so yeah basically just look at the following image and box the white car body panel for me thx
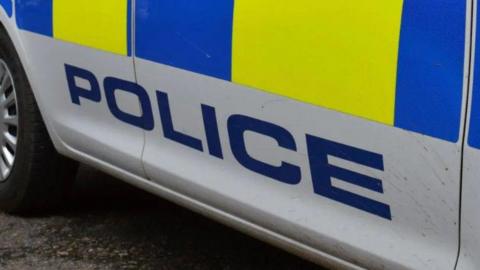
[0,1,477,269]
[458,2,480,269]
[18,32,145,176]
[138,60,464,270]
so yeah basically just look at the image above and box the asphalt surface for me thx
[0,165,326,270]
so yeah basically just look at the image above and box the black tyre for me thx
[0,25,78,214]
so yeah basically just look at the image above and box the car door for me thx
[135,1,469,269]
[458,1,480,269]
[13,0,145,176]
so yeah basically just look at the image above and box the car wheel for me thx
[0,25,78,214]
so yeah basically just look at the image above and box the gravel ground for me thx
[0,165,325,270]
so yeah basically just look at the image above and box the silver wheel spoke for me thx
[2,147,13,167]
[4,132,16,148]
[0,65,6,85]
[0,159,8,180]
[0,73,11,95]
[3,115,17,127]
[1,93,15,108]
[0,60,18,181]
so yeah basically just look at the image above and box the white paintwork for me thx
[136,60,463,270]
[16,32,146,177]
[456,1,480,269]
[0,2,475,270]
[457,147,480,270]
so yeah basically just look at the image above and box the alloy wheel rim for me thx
[0,59,18,181]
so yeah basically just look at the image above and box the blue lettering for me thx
[104,77,154,131]
[156,91,203,152]
[228,115,301,185]
[65,64,101,105]
[65,65,393,219]
[306,135,391,219]
[202,104,223,159]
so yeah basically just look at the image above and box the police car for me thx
[0,1,478,269]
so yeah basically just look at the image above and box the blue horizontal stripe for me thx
[0,0,12,17]
[135,0,234,80]
[468,4,480,149]
[395,0,466,142]
[15,0,52,36]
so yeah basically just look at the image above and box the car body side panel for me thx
[18,34,144,175]
[10,0,146,176]
[457,1,480,269]
[136,1,470,269]
[457,149,480,270]
[0,7,366,269]
[0,1,473,269]
[137,61,463,270]
[135,0,466,142]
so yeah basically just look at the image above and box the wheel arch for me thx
[0,6,72,157]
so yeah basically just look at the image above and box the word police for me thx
[65,64,391,220]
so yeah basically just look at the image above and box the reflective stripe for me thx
[53,0,129,55]
[232,0,403,125]
[0,0,12,17]
[395,0,466,142]
[16,0,53,36]
[135,0,234,80]
[135,0,466,142]
[14,0,467,142]
[469,2,480,149]
[15,0,130,55]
